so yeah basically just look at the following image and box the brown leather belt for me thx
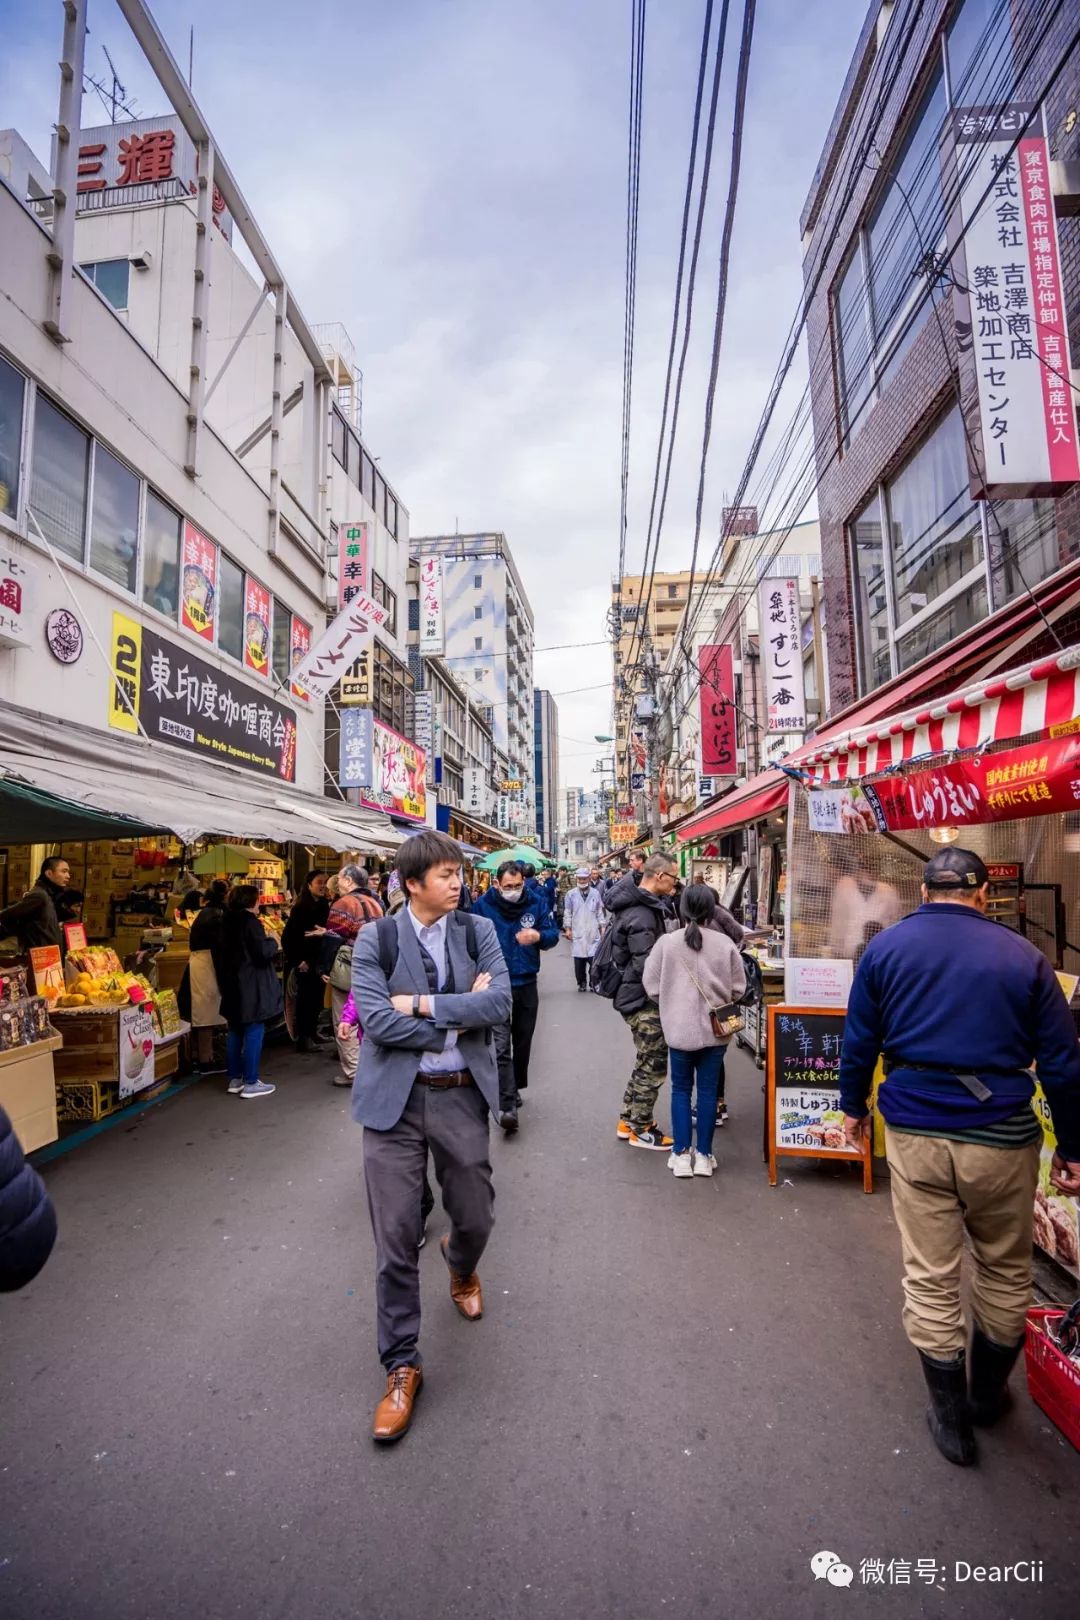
[415,1069,474,1089]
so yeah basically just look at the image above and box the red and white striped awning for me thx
[793,646,1080,782]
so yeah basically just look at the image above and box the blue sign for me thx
[339,707,374,787]
[631,771,645,792]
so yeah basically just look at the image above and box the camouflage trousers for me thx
[620,1002,669,1128]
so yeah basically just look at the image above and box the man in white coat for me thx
[563,867,606,992]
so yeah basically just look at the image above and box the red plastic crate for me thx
[1025,1307,1080,1451]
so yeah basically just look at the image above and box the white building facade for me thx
[532,688,559,853]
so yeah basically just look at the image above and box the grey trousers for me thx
[363,1080,495,1371]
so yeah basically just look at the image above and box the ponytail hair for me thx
[679,882,716,953]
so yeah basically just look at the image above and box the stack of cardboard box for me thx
[2,845,32,911]
[68,841,136,940]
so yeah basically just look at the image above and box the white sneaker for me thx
[240,1080,276,1099]
[227,1078,244,1095]
[693,1153,717,1177]
[668,1150,694,1178]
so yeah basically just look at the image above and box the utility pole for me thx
[638,632,664,849]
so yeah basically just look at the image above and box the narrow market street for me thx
[2,944,1076,1620]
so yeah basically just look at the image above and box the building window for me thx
[474,574,482,589]
[387,494,398,539]
[272,598,292,684]
[474,605,482,619]
[81,259,130,312]
[218,553,244,661]
[945,0,1013,106]
[30,394,90,562]
[408,595,419,631]
[835,247,873,445]
[361,452,374,507]
[0,355,25,519]
[371,570,397,637]
[849,491,890,694]
[667,584,678,598]
[89,444,139,593]
[331,412,346,469]
[474,636,482,650]
[142,490,181,617]
[374,471,386,528]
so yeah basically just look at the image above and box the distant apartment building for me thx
[532,688,559,851]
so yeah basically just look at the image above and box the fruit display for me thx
[55,970,156,1010]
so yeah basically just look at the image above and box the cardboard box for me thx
[0,1036,61,1152]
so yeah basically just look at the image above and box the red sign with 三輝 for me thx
[290,616,311,700]
[861,735,1080,831]
[181,522,217,642]
[698,644,737,777]
[243,577,271,677]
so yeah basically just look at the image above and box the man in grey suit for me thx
[351,829,512,1442]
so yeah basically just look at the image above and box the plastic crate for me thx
[56,1079,122,1123]
[1025,1307,1080,1452]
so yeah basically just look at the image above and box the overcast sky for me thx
[1,0,865,797]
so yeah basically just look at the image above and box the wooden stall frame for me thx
[767,1004,873,1194]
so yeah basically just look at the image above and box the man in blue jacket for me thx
[474,861,560,1133]
[839,847,1080,1468]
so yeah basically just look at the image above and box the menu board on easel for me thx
[767,1005,872,1193]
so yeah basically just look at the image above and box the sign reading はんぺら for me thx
[698,644,737,776]
[109,611,297,781]
[766,1006,872,1192]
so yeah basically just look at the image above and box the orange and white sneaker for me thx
[628,1123,674,1151]
[616,1118,632,1141]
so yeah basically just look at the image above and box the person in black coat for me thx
[281,870,331,1053]
[0,1103,57,1291]
[214,886,283,1099]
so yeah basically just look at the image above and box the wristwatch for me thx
[412,993,422,1017]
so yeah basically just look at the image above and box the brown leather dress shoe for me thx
[440,1234,484,1320]
[372,1365,423,1443]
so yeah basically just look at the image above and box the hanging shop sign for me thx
[289,616,311,701]
[339,707,374,789]
[463,765,489,820]
[806,786,880,835]
[766,1006,872,1193]
[44,607,83,664]
[954,103,1080,495]
[419,556,445,654]
[0,546,36,648]
[339,647,371,705]
[108,611,297,781]
[611,821,638,845]
[243,576,271,677]
[337,523,369,609]
[290,592,388,700]
[857,734,1080,832]
[362,720,426,822]
[758,578,806,733]
[412,690,434,757]
[180,521,217,642]
[698,644,738,776]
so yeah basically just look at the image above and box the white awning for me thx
[0,705,402,854]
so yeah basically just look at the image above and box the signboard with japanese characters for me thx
[463,766,489,820]
[290,593,388,701]
[767,1007,872,1192]
[419,557,445,654]
[953,103,1080,495]
[181,521,217,643]
[860,735,1080,831]
[337,523,369,609]
[339,648,371,705]
[758,578,806,733]
[358,720,426,822]
[611,822,638,845]
[698,644,737,777]
[805,786,880,835]
[0,545,35,648]
[108,611,297,781]
[290,617,311,701]
[412,691,434,759]
[73,116,233,240]
[243,576,271,677]
[118,1004,157,1100]
[338,707,374,789]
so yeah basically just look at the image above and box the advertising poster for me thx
[758,577,806,734]
[1032,1080,1080,1277]
[243,576,271,677]
[359,720,426,821]
[806,786,880,835]
[181,521,217,642]
[698,644,737,776]
[290,617,311,701]
[28,946,64,998]
[338,523,368,609]
[118,1003,156,1100]
[109,612,297,781]
[339,707,374,789]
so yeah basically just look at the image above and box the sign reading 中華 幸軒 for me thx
[337,523,369,609]
[758,578,806,734]
[108,611,297,781]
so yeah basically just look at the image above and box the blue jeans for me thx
[669,1046,726,1155]
[227,1022,265,1087]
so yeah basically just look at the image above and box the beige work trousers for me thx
[330,985,359,1084]
[884,1126,1040,1357]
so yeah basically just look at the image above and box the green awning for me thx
[0,776,166,842]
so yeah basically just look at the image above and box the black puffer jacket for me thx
[0,1104,57,1291]
[605,874,669,1015]
[215,908,284,1027]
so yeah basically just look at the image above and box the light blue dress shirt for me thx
[406,907,462,1074]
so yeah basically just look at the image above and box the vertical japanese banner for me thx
[954,104,1080,492]
[243,577,271,677]
[181,521,217,642]
[698,644,737,777]
[339,707,374,788]
[290,616,311,701]
[758,578,806,733]
[463,766,488,819]
[338,523,369,609]
[419,557,444,654]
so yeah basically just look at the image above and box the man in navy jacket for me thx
[839,846,1080,1468]
[473,862,559,1132]
[1,1104,57,1292]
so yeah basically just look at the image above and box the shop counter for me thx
[0,1034,62,1153]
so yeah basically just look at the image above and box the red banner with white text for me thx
[861,735,1080,831]
[698,644,737,777]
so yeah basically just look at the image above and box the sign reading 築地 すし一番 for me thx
[758,578,806,734]
[767,1007,872,1192]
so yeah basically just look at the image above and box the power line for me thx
[615,0,648,637]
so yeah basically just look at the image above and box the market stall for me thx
[0,963,61,1152]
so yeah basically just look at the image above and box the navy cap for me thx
[923,847,989,890]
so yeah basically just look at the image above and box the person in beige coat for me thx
[642,884,746,1179]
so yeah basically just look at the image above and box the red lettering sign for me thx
[117,129,175,186]
[699,644,737,777]
[862,735,1080,830]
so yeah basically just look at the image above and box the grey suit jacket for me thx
[350,908,512,1130]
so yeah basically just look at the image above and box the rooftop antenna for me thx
[102,45,125,123]
[188,25,194,87]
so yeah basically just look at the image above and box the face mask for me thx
[502,887,524,903]
[577,883,589,891]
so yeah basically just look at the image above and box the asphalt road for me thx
[2,941,1078,1619]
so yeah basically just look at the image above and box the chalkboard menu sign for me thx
[766,1005,872,1192]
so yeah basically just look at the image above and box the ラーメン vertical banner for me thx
[954,104,1080,494]
[243,577,271,677]
[758,578,806,733]
[419,556,444,654]
[698,644,737,776]
[181,521,217,642]
[337,523,368,609]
